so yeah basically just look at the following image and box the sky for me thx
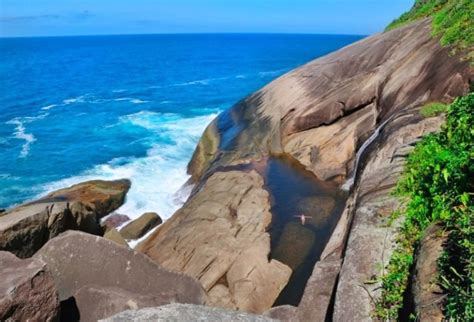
[0,0,414,37]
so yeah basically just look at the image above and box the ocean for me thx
[0,33,363,220]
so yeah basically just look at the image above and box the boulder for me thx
[103,227,129,247]
[120,212,162,240]
[0,251,59,321]
[100,304,277,322]
[189,19,470,185]
[34,231,206,321]
[137,170,291,313]
[102,213,131,229]
[412,224,447,322]
[0,179,130,258]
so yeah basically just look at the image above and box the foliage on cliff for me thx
[386,0,473,55]
[375,93,474,320]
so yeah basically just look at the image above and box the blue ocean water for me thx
[0,33,363,219]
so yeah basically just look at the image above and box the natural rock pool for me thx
[263,157,347,306]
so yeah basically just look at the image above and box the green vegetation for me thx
[375,93,474,320]
[420,102,448,117]
[386,0,473,55]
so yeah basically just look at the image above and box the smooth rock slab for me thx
[100,304,278,322]
[138,170,291,313]
[34,231,206,319]
[0,251,59,321]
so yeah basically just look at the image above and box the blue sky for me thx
[0,0,414,37]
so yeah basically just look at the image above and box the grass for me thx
[374,93,474,320]
[420,102,448,117]
[386,0,473,56]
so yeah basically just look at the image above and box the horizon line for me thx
[0,31,369,40]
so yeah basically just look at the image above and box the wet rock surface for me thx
[34,231,206,321]
[100,304,278,322]
[0,179,130,258]
[0,251,59,321]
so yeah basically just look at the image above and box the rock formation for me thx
[34,231,206,321]
[100,304,277,322]
[120,212,162,240]
[0,251,60,321]
[0,179,130,258]
[138,17,471,320]
[138,170,292,313]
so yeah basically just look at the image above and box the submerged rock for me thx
[34,231,205,321]
[0,251,59,321]
[0,179,130,258]
[272,222,315,271]
[137,170,291,313]
[100,304,277,322]
[120,212,162,240]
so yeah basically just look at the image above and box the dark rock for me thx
[0,179,130,258]
[0,251,59,321]
[100,304,278,322]
[120,212,162,240]
[34,231,205,321]
[102,213,131,229]
[413,223,446,322]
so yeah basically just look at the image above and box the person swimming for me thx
[294,213,312,225]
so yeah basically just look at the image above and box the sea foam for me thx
[40,111,218,221]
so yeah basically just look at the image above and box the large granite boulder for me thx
[34,231,206,321]
[0,251,59,321]
[0,179,130,258]
[137,170,291,313]
[100,304,277,322]
[188,19,470,185]
[182,17,470,320]
[120,212,162,240]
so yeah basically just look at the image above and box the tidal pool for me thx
[263,157,347,306]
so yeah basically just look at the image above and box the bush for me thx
[420,102,448,117]
[386,0,473,54]
[375,93,474,320]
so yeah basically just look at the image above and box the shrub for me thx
[375,93,474,320]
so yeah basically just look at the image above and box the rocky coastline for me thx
[1,15,472,322]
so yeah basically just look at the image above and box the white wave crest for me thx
[39,111,218,222]
[6,113,47,158]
